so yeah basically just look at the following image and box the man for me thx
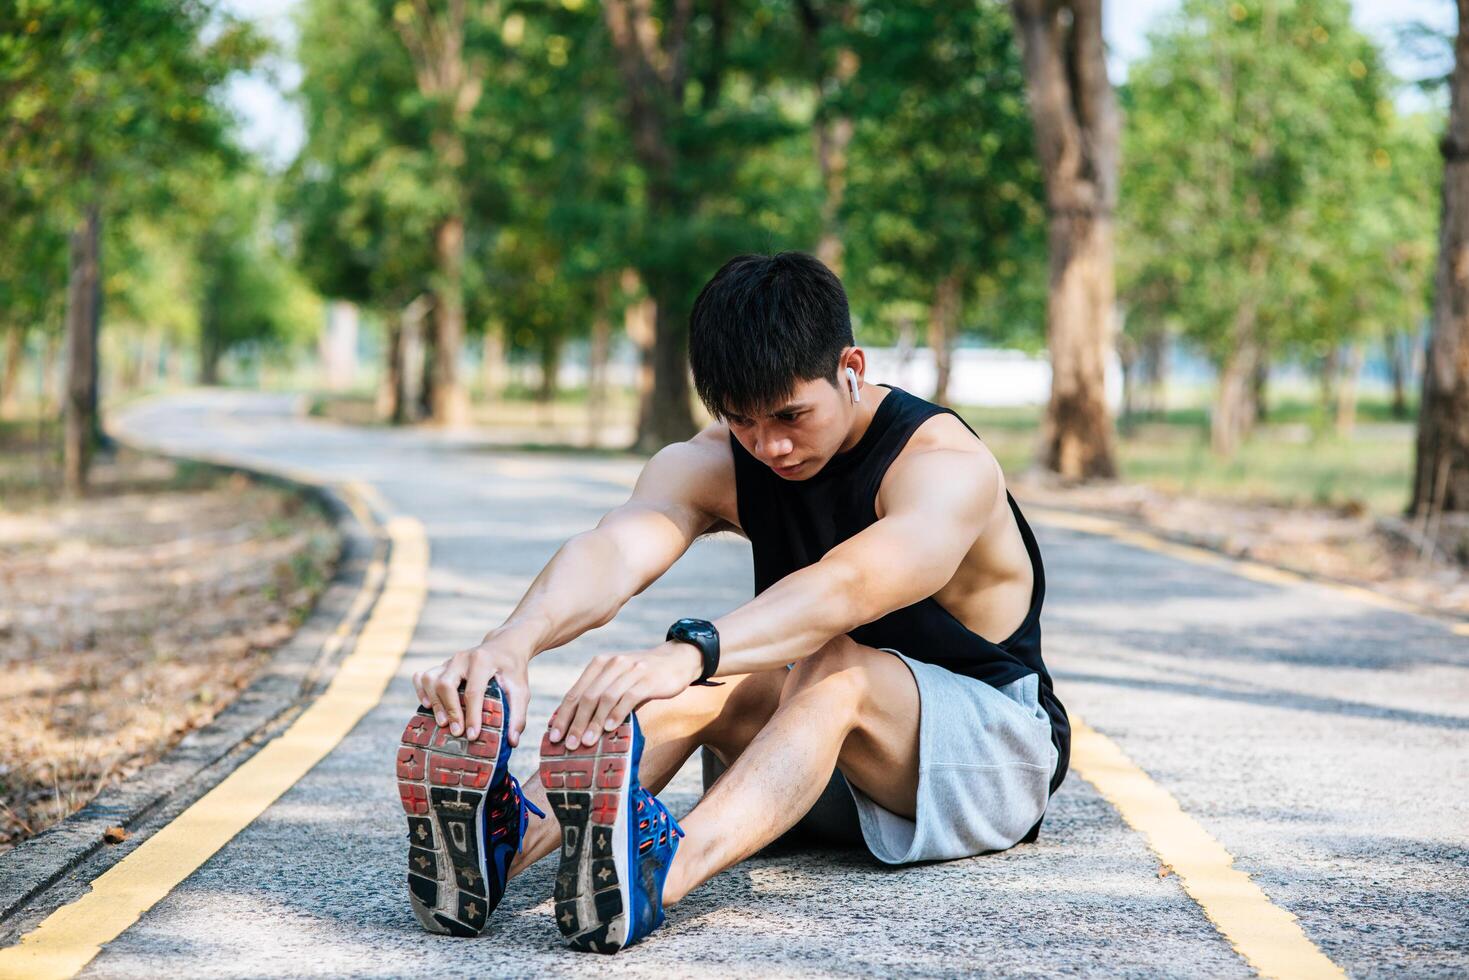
[394,251,1070,952]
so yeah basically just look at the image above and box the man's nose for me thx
[759,434,794,459]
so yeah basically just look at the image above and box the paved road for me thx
[51,392,1469,976]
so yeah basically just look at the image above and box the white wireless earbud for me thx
[846,366,861,403]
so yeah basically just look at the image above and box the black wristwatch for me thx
[666,617,724,687]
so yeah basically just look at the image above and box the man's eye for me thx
[777,413,798,423]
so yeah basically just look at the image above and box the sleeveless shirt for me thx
[728,382,1071,834]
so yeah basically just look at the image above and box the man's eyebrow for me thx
[729,402,807,419]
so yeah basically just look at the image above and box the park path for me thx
[27,391,1469,976]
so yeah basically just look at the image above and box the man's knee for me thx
[781,634,872,710]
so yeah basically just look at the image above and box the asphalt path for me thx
[34,391,1469,977]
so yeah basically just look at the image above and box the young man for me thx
[394,251,1070,952]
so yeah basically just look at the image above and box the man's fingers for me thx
[565,666,627,750]
[434,672,465,735]
[550,656,607,746]
[503,675,527,748]
[462,658,493,741]
[587,672,641,744]
[605,685,646,735]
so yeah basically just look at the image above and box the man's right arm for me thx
[412,425,731,745]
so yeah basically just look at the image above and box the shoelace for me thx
[633,787,686,853]
[489,771,546,844]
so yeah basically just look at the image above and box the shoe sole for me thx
[397,683,506,937]
[539,721,634,953]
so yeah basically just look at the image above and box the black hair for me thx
[687,250,855,422]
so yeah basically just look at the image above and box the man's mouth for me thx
[773,461,803,475]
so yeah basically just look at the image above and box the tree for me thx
[842,0,1045,406]
[0,0,261,493]
[593,0,810,452]
[390,0,500,428]
[1012,0,1119,479]
[1412,0,1469,516]
[289,0,439,422]
[1119,0,1389,457]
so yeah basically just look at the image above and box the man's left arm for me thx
[546,446,1003,749]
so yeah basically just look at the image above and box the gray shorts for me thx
[723,649,1057,864]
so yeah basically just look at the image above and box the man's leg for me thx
[661,634,921,904]
[508,666,787,877]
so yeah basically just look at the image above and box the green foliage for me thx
[1118,0,1424,369]
[842,0,1046,349]
[0,0,293,386]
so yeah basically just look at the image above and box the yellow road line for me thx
[0,514,428,980]
[1070,717,1346,979]
[1029,506,1462,623]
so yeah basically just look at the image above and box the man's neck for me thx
[835,383,890,454]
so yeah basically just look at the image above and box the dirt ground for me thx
[0,443,339,853]
[1011,473,1469,618]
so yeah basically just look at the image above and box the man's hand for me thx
[547,642,703,750]
[412,632,533,746]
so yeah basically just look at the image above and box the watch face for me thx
[675,618,716,641]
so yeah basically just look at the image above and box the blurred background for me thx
[0,0,1457,503]
[2,0,1466,847]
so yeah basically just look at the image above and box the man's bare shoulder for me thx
[875,411,1005,521]
[637,422,741,534]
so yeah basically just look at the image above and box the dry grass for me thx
[0,425,338,852]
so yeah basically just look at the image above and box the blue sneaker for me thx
[539,712,685,952]
[397,677,545,936]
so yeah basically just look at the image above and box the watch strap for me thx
[667,619,724,687]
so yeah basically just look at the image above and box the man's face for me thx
[724,367,858,481]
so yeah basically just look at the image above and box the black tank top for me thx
[729,383,1071,828]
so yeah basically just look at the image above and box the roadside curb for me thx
[0,418,390,929]
[1024,499,1469,635]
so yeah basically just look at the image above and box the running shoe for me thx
[539,711,685,952]
[397,678,545,936]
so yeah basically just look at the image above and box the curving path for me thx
[10,390,1467,978]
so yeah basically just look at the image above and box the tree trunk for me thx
[797,0,858,277]
[623,271,657,443]
[1335,341,1363,437]
[1387,329,1409,420]
[1318,346,1339,422]
[1,326,23,419]
[1141,326,1168,416]
[637,273,697,453]
[393,3,481,428]
[1013,0,1119,480]
[587,278,612,447]
[1117,327,1137,433]
[1251,356,1268,424]
[199,298,223,386]
[1210,329,1257,455]
[64,202,101,496]
[927,272,960,406]
[418,314,436,422]
[481,319,507,405]
[602,0,703,452]
[1412,1,1469,516]
[537,333,562,405]
[430,216,469,426]
[895,314,917,390]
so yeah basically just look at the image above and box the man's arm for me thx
[546,444,1007,750]
[706,445,1003,674]
[412,425,730,744]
